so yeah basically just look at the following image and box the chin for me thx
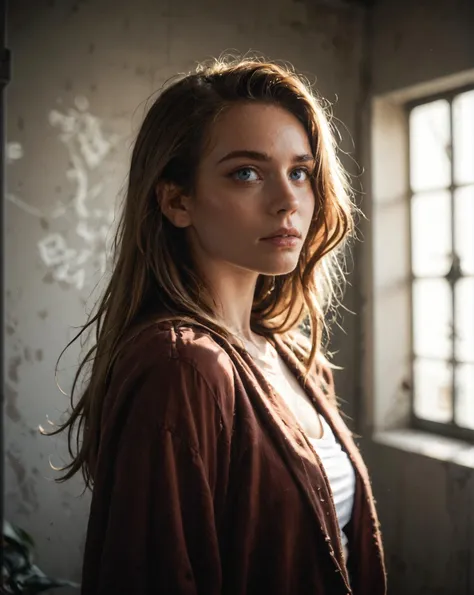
[260,259,300,277]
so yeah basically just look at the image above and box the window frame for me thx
[405,84,474,443]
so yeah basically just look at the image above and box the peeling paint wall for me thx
[5,0,365,587]
[366,0,474,594]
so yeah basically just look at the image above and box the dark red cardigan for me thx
[81,322,386,594]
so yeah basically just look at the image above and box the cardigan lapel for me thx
[222,340,352,593]
[273,335,386,592]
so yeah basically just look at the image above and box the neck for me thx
[213,276,258,342]
[194,258,262,343]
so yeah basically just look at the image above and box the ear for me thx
[156,181,192,228]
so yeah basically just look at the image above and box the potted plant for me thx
[2,520,80,594]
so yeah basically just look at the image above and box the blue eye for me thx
[232,168,259,182]
[289,168,309,181]
[230,166,310,183]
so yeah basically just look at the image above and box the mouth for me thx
[261,227,302,241]
[260,228,302,248]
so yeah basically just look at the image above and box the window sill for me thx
[373,428,474,470]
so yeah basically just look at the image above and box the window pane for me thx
[455,364,474,429]
[455,185,474,275]
[414,358,452,423]
[455,278,474,363]
[410,100,451,192]
[413,279,452,359]
[453,90,474,185]
[411,191,451,276]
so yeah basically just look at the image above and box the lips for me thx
[260,227,301,249]
[261,227,301,240]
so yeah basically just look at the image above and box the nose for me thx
[271,177,300,215]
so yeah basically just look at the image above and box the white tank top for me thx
[245,338,356,560]
[308,417,356,559]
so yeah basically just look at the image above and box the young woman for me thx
[51,57,386,594]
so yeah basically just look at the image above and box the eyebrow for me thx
[217,150,314,165]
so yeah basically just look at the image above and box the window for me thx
[407,86,474,442]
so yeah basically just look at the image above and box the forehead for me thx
[203,102,312,160]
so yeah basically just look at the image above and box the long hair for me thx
[47,56,355,490]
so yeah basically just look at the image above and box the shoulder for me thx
[98,322,236,486]
[117,321,235,382]
[106,321,236,435]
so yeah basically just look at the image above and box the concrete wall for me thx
[371,0,474,95]
[364,1,474,594]
[5,0,365,588]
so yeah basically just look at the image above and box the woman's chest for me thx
[261,356,325,440]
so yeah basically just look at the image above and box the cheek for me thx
[302,192,316,224]
[191,198,248,255]
[195,200,243,233]
[193,186,255,228]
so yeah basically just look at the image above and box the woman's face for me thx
[184,102,316,280]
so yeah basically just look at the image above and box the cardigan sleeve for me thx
[81,333,233,595]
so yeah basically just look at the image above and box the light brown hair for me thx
[47,56,355,490]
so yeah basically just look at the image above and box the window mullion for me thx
[448,97,457,427]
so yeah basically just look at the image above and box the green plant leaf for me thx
[2,521,80,593]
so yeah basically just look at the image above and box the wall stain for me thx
[8,355,22,383]
[331,32,355,56]
[35,349,44,362]
[289,21,307,33]
[17,116,24,131]
[24,347,33,363]
[59,280,72,291]
[17,501,30,516]
[40,218,49,230]
[6,314,17,335]
[43,271,54,284]
[62,501,73,518]
[5,384,21,423]
[38,309,49,319]
[453,472,470,491]
[7,450,26,485]
[21,478,40,512]
[299,0,359,69]
[6,492,30,517]
[7,450,40,512]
